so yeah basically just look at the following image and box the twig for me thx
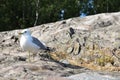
[34,0,39,26]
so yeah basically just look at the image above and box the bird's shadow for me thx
[39,53,87,69]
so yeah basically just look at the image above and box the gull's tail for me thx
[45,46,55,52]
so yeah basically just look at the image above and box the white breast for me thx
[20,35,40,53]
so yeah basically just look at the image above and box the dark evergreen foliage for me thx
[0,0,120,31]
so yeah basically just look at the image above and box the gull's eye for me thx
[24,31,27,33]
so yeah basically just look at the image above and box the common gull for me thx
[19,29,49,62]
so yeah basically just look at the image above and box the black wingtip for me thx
[46,47,55,52]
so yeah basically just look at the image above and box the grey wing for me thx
[32,37,47,50]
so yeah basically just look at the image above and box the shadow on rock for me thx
[39,53,88,69]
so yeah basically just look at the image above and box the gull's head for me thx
[19,29,31,36]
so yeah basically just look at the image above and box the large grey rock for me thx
[68,72,120,80]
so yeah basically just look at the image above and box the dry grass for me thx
[49,44,120,71]
[50,51,67,61]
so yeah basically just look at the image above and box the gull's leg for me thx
[28,51,31,62]
[31,53,34,62]
[32,53,37,62]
